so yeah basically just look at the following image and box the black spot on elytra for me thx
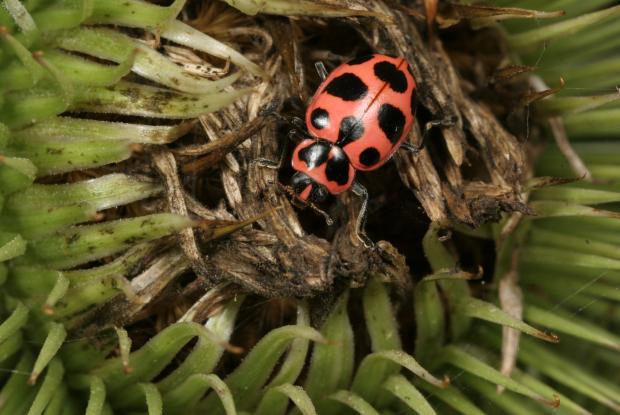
[378,103,405,144]
[374,61,407,93]
[336,116,365,147]
[325,148,350,185]
[347,55,374,65]
[406,62,415,78]
[310,108,329,130]
[325,73,368,101]
[359,147,381,167]
[298,141,330,169]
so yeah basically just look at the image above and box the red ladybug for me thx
[289,54,418,246]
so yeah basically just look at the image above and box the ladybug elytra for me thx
[287,54,419,246]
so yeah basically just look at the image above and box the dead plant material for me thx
[369,1,527,224]
[178,115,269,173]
[521,77,566,106]
[548,116,593,181]
[152,147,214,278]
[498,249,523,393]
[152,0,531,300]
[437,3,565,29]
[71,0,535,318]
[490,64,536,84]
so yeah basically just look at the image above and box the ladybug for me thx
[289,54,419,247]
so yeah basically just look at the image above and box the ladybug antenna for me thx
[260,99,281,117]
[310,204,334,226]
[280,183,334,226]
[314,61,328,81]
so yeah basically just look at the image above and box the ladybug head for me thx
[291,171,329,204]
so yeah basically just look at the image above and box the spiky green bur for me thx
[456,1,620,413]
[0,0,263,413]
[1,1,619,415]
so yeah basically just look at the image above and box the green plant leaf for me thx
[440,346,557,406]
[461,374,546,415]
[140,383,163,415]
[0,300,28,342]
[27,358,64,415]
[510,5,620,51]
[220,0,376,17]
[54,27,241,94]
[84,376,106,415]
[359,277,402,406]
[30,323,66,385]
[163,374,236,415]
[301,291,354,415]
[383,375,437,415]
[531,185,620,205]
[255,302,311,415]
[351,350,446,407]
[262,384,317,415]
[71,81,249,119]
[22,213,194,269]
[92,322,222,395]
[88,0,185,31]
[0,329,22,363]
[511,370,592,415]
[415,379,485,415]
[161,20,265,77]
[114,327,132,375]
[5,137,132,176]
[157,297,243,393]
[328,390,380,415]
[201,325,324,414]
[15,117,192,145]
[456,297,558,342]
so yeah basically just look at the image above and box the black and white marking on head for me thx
[325,148,350,185]
[378,103,406,144]
[359,147,381,167]
[310,108,330,130]
[309,183,328,203]
[336,116,365,147]
[374,61,408,93]
[347,55,374,65]
[291,171,313,195]
[298,141,330,169]
[324,73,368,101]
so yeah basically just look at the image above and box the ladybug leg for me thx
[400,141,422,154]
[287,128,308,143]
[307,203,334,226]
[351,182,374,249]
[270,112,306,131]
[314,61,329,81]
[401,115,458,155]
[425,115,458,132]
[282,185,334,226]
[265,112,312,142]
[422,115,458,144]
[251,145,288,169]
[288,116,307,131]
[421,115,458,149]
[261,102,312,139]
[251,157,281,169]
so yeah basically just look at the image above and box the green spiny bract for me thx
[0,0,618,414]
